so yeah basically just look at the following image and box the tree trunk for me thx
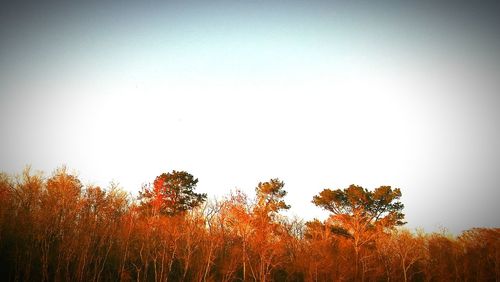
[402,259,407,282]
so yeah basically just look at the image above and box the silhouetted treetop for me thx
[254,178,290,216]
[139,170,206,216]
[312,184,405,227]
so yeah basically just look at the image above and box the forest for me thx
[0,167,498,282]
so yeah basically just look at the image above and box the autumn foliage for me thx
[0,167,498,281]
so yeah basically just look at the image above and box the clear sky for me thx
[1,0,500,234]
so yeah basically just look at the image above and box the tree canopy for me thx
[139,170,207,216]
[312,184,405,281]
[312,184,405,229]
[254,178,290,217]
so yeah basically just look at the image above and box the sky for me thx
[1,0,500,234]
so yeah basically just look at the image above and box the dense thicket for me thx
[0,167,498,281]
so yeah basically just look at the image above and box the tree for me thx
[221,190,253,281]
[459,228,500,281]
[139,171,206,216]
[425,232,460,281]
[254,178,290,219]
[303,220,342,281]
[387,229,426,282]
[312,184,405,281]
[251,179,290,282]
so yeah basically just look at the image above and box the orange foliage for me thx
[0,167,498,281]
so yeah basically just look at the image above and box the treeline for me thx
[0,167,498,282]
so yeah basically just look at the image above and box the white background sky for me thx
[1,1,500,234]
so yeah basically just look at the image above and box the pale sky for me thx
[1,1,500,234]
